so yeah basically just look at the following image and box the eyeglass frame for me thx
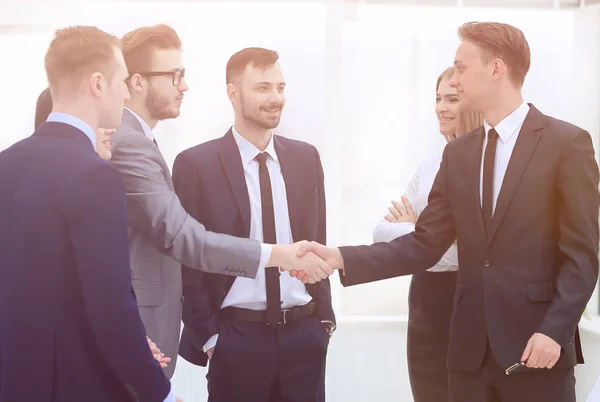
[131,68,185,86]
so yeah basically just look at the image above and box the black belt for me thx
[221,301,316,326]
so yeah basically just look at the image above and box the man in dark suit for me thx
[298,22,599,402]
[0,26,177,402]
[173,47,335,401]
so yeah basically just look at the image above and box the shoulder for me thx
[179,137,222,159]
[540,114,589,143]
[276,135,319,155]
[111,122,152,150]
[175,137,223,171]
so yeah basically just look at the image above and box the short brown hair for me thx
[44,26,120,95]
[121,24,181,78]
[35,87,53,130]
[436,67,483,139]
[458,22,530,88]
[226,47,279,85]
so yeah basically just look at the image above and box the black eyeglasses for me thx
[135,68,185,86]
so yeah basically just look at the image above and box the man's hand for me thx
[289,242,344,284]
[207,347,214,361]
[521,332,561,369]
[268,241,333,284]
[146,337,171,368]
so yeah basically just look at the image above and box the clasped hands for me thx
[276,196,416,284]
[274,241,344,284]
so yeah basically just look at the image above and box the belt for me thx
[220,301,316,326]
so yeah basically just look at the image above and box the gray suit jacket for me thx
[110,109,261,378]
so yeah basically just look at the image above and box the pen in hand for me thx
[505,361,525,375]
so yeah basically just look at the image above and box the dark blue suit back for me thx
[0,122,170,402]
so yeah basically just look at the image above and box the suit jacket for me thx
[109,109,263,377]
[339,105,599,372]
[172,129,336,367]
[0,122,170,401]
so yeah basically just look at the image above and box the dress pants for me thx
[207,314,329,402]
[448,342,575,402]
[407,270,458,402]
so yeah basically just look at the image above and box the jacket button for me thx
[484,260,491,268]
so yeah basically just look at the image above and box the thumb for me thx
[296,241,312,258]
[521,337,534,362]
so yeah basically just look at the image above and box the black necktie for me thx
[255,152,281,326]
[152,138,158,147]
[482,128,499,237]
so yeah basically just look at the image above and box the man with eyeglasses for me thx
[109,24,333,379]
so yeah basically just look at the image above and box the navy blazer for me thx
[173,130,335,367]
[0,122,170,401]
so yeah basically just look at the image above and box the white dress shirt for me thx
[373,152,459,272]
[480,101,530,211]
[202,126,312,352]
[125,107,155,141]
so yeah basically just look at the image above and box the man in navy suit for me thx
[173,47,335,402]
[0,26,176,402]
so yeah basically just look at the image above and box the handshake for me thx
[268,241,345,284]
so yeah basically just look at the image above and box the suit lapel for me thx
[464,127,488,246]
[219,130,251,238]
[274,136,304,242]
[122,108,144,133]
[486,105,544,245]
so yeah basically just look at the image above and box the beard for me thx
[239,92,283,130]
[146,84,180,121]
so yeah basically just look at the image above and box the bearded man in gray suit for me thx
[109,24,332,378]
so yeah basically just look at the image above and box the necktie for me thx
[255,152,281,326]
[482,128,499,237]
[152,138,158,147]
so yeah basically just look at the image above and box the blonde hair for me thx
[436,66,483,140]
[458,22,531,88]
[45,26,120,96]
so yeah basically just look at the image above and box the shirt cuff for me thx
[163,389,176,402]
[259,243,272,270]
[321,320,336,331]
[202,334,219,353]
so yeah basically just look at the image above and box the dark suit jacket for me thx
[172,129,336,367]
[339,105,599,372]
[0,122,170,401]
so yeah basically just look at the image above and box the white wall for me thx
[1,2,599,400]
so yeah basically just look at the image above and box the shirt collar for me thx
[124,107,154,141]
[483,101,530,144]
[231,125,278,165]
[46,112,96,151]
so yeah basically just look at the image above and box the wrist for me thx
[268,244,290,268]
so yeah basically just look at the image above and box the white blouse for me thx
[373,154,458,272]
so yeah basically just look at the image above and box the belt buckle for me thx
[280,309,288,325]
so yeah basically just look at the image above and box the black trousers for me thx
[448,343,575,402]
[207,314,329,402]
[407,270,458,402]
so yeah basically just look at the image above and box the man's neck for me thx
[234,120,271,151]
[52,100,98,130]
[483,88,524,128]
[126,99,158,130]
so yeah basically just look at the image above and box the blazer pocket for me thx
[527,283,556,302]
[134,285,164,307]
[453,284,463,304]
